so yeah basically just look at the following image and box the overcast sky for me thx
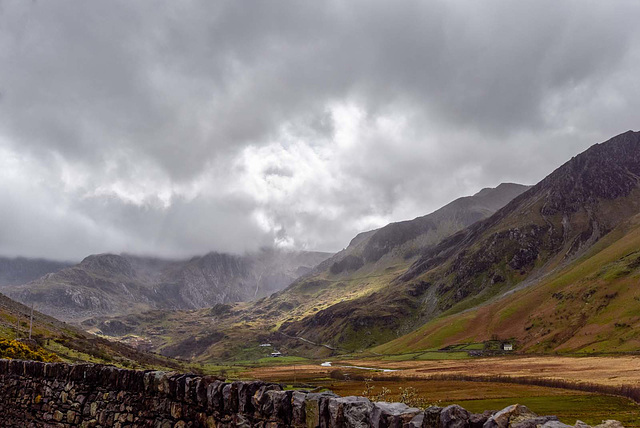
[1,1,639,261]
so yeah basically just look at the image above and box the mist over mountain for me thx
[0,249,331,322]
[2,2,640,261]
[0,257,72,287]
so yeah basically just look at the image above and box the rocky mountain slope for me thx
[315,182,530,276]
[284,130,640,351]
[87,182,530,360]
[0,249,330,322]
[0,256,71,286]
[375,209,640,355]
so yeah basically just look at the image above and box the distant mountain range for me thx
[0,249,331,322]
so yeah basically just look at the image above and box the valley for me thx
[80,183,531,360]
[75,131,640,369]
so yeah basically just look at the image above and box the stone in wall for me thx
[0,359,625,428]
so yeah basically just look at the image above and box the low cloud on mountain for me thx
[1,0,639,259]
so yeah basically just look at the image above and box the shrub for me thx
[0,339,59,362]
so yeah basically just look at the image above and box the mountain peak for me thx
[537,130,640,216]
[472,182,530,198]
[79,253,136,277]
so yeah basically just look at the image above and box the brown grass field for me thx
[247,355,640,387]
[245,356,640,426]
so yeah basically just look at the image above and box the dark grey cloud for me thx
[1,0,639,260]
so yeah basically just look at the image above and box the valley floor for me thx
[244,355,640,426]
[247,355,640,387]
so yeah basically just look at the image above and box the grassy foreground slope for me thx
[375,210,640,355]
[0,292,181,370]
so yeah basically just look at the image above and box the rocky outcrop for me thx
[0,360,622,427]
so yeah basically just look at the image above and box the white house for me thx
[503,343,513,351]
[270,351,282,357]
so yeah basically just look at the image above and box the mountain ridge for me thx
[0,249,332,322]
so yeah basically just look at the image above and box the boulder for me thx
[265,390,293,425]
[593,421,624,428]
[441,404,471,428]
[371,401,422,428]
[483,404,537,428]
[291,391,307,426]
[252,384,282,416]
[328,396,374,427]
[237,381,263,415]
[222,382,239,414]
[470,411,495,428]
[305,391,338,428]
[423,406,443,428]
[511,416,560,428]
[539,422,573,428]
[206,380,225,412]
[405,412,424,428]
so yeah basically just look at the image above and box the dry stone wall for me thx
[0,359,619,428]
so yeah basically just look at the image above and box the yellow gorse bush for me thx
[0,338,59,362]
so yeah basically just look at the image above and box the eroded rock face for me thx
[0,360,626,428]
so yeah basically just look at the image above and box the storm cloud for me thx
[1,0,639,260]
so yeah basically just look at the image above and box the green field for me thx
[452,394,640,427]
[323,379,640,426]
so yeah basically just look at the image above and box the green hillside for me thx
[375,212,640,355]
[0,292,182,370]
